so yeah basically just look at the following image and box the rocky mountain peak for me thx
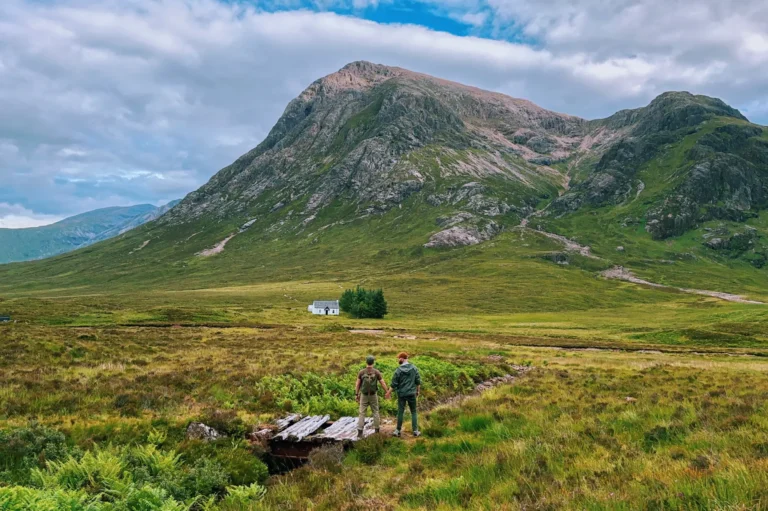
[299,61,405,101]
[596,91,748,134]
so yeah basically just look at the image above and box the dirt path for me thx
[532,229,597,258]
[515,219,598,259]
[129,240,150,254]
[514,158,598,259]
[601,266,764,304]
[197,233,236,257]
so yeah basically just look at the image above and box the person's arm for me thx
[388,370,398,398]
[378,371,389,394]
[415,367,422,397]
[355,373,362,402]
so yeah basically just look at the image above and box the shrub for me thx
[20,441,268,508]
[112,485,190,511]
[32,448,125,494]
[185,457,230,497]
[423,423,448,438]
[0,486,98,510]
[308,444,345,473]
[339,287,388,319]
[0,424,74,485]
[219,483,267,509]
[147,428,168,447]
[216,446,269,486]
[197,409,246,437]
[353,434,388,465]
[689,455,712,471]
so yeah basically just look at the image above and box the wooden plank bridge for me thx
[250,367,533,460]
[253,413,378,459]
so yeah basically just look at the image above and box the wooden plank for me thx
[275,415,330,442]
[316,416,375,441]
[275,413,302,431]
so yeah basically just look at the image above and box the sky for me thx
[1,0,767,228]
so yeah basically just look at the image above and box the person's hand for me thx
[355,394,360,403]
[385,390,391,399]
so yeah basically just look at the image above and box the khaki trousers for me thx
[357,393,380,430]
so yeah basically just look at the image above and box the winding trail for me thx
[516,216,598,259]
[530,229,598,259]
[601,266,764,304]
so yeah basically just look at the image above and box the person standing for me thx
[386,352,421,437]
[356,355,389,439]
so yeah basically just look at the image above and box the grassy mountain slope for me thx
[0,62,766,317]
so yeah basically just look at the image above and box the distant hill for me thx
[0,201,179,264]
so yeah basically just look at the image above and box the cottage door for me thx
[325,307,330,315]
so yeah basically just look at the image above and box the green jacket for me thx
[391,362,421,397]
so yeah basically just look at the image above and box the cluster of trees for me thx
[339,287,388,319]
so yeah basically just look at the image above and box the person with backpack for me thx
[356,355,389,439]
[385,352,421,437]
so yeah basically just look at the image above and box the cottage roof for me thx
[313,300,339,308]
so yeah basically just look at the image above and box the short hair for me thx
[397,352,408,360]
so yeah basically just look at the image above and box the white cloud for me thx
[0,203,63,228]
[0,0,766,219]
[457,11,488,27]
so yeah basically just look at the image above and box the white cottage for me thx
[308,300,340,315]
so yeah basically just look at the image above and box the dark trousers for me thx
[396,394,418,432]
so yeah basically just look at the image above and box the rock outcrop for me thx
[186,422,224,442]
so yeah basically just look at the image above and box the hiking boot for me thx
[392,430,401,437]
[413,430,421,437]
[357,429,363,439]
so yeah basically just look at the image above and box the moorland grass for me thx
[1,317,767,509]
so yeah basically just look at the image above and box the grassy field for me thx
[1,176,768,508]
[1,290,768,510]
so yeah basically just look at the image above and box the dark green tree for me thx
[339,287,388,319]
[371,289,388,318]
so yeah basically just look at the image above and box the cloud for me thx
[0,0,766,221]
[458,11,489,27]
[0,203,63,228]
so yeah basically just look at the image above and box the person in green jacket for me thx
[385,351,421,437]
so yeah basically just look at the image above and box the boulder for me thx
[424,221,500,248]
[186,422,224,442]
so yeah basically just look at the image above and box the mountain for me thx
[0,62,765,301]
[0,201,179,264]
[164,61,591,236]
[555,92,765,239]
